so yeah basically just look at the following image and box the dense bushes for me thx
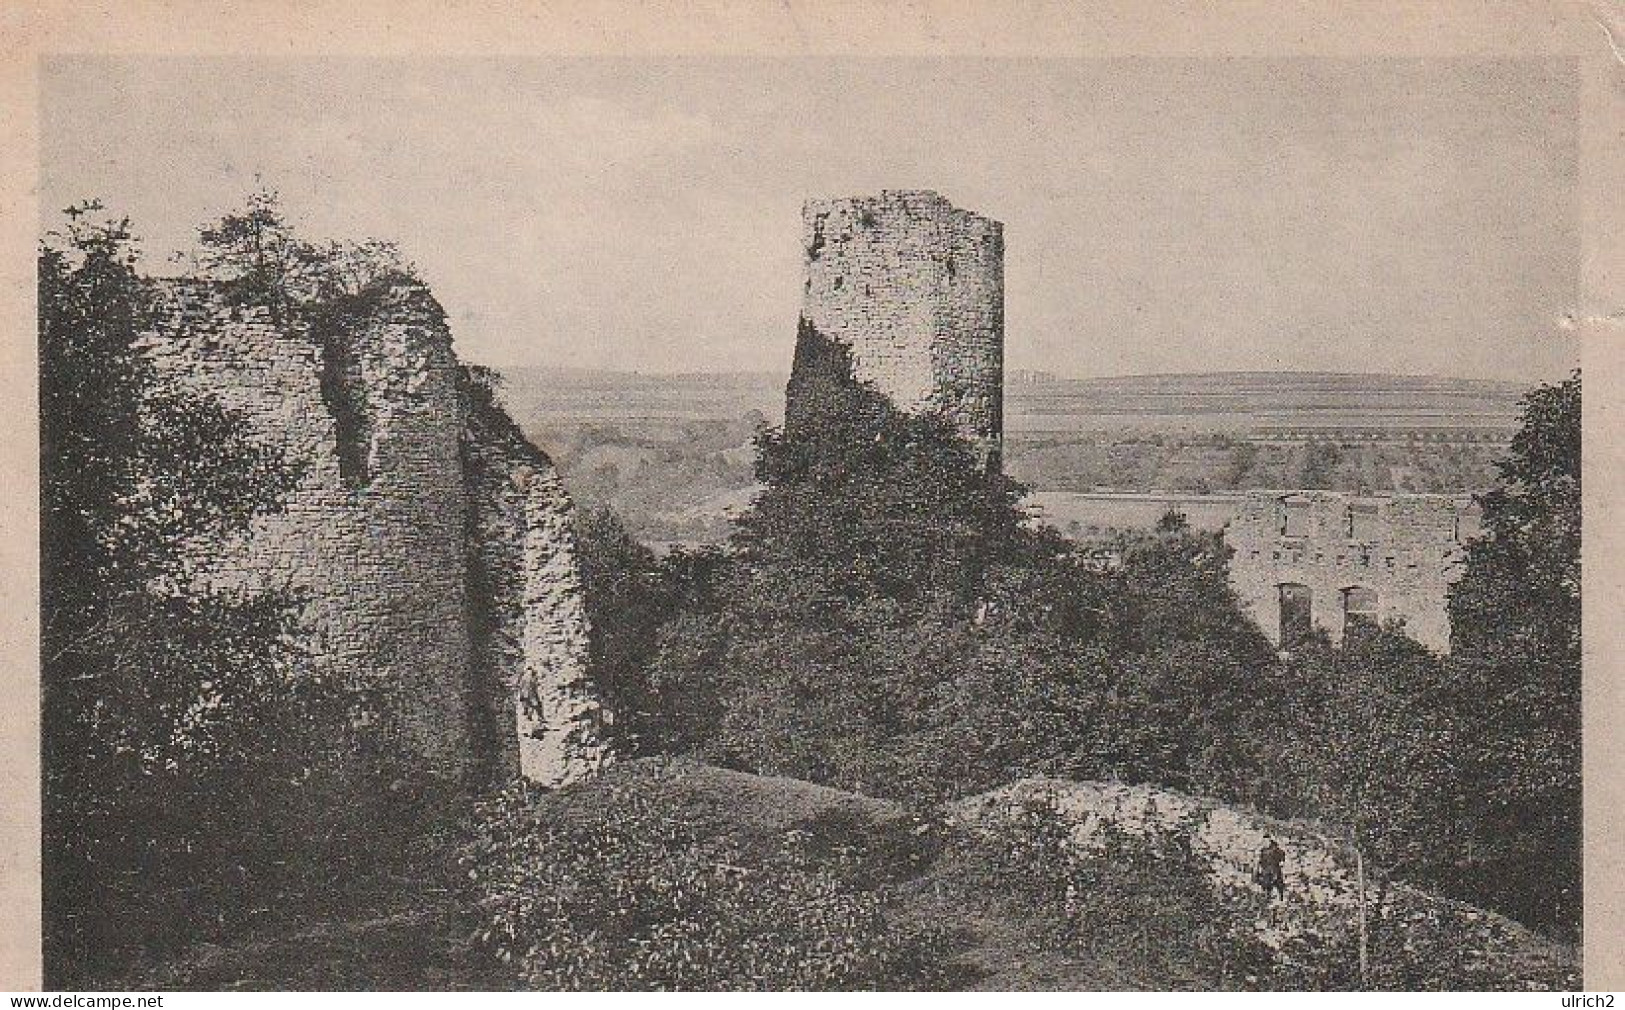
[40,197,439,983]
[573,508,729,755]
[951,799,1277,989]
[581,317,1581,938]
[455,765,951,990]
[629,324,1278,804]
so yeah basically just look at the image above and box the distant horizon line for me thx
[472,361,1549,387]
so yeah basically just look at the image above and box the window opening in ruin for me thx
[1279,583,1312,647]
[1281,497,1310,537]
[316,328,373,488]
[1343,586,1378,637]
[1348,501,1379,541]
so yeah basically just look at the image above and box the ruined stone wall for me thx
[142,278,606,785]
[951,778,1576,988]
[798,190,1004,466]
[464,399,609,786]
[1225,491,1481,652]
[144,280,479,776]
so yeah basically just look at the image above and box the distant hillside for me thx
[486,368,1528,545]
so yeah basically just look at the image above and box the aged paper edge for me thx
[1,0,1618,992]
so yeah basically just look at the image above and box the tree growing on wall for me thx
[189,188,415,323]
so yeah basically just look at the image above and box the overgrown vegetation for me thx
[950,801,1297,989]
[577,318,1582,940]
[44,188,1578,988]
[40,195,440,984]
[948,794,1574,990]
[456,762,953,990]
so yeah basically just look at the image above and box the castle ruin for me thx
[794,190,1005,466]
[1225,490,1482,653]
[142,278,607,787]
[788,192,1480,656]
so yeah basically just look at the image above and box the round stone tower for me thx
[797,190,1005,468]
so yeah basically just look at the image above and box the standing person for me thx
[1258,836,1287,900]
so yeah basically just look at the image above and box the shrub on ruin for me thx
[456,767,951,990]
[190,187,416,325]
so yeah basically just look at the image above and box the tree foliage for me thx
[636,319,1279,804]
[40,196,436,982]
[574,507,728,755]
[41,202,315,976]
[1442,371,1581,930]
[188,188,414,325]
[602,317,1582,937]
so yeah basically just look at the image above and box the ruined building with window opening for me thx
[1224,491,1482,653]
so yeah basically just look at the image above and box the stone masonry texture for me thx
[1225,490,1481,653]
[141,278,606,787]
[952,778,1575,988]
[797,190,1005,467]
[465,397,610,786]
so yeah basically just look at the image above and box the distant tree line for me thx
[1004,430,1505,496]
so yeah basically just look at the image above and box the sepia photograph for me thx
[11,0,1621,994]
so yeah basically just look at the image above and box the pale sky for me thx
[41,56,1581,381]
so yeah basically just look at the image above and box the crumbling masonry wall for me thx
[142,278,605,785]
[951,778,1576,988]
[465,398,609,786]
[1225,491,1481,652]
[796,190,1005,466]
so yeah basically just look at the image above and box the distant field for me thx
[497,367,1526,435]
[488,367,1527,542]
